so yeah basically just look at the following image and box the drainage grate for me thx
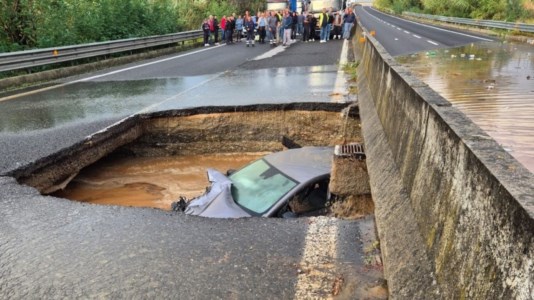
[334,143,366,160]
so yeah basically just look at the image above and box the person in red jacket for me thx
[221,15,227,42]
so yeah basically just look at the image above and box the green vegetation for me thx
[374,0,534,22]
[0,0,266,52]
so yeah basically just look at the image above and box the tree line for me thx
[374,0,534,22]
[0,0,266,52]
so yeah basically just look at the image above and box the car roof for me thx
[263,147,333,183]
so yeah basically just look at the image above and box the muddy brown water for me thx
[54,153,266,210]
[397,41,534,173]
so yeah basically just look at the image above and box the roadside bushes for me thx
[0,0,270,53]
[0,0,179,52]
[374,0,534,22]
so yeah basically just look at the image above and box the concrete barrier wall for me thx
[353,25,534,298]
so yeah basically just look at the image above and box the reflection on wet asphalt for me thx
[0,66,338,133]
[397,41,534,173]
[146,66,339,112]
[0,76,209,133]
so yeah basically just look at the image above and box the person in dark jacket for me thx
[291,11,298,40]
[244,16,255,47]
[343,7,356,40]
[226,15,235,44]
[310,14,317,41]
[302,12,310,42]
[202,19,210,46]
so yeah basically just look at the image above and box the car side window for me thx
[287,178,330,215]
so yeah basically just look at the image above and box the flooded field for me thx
[54,153,265,210]
[397,41,534,173]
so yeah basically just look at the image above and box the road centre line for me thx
[427,40,439,45]
[413,34,422,38]
[366,6,494,42]
[404,30,410,34]
[0,44,225,102]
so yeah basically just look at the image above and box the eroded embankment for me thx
[353,23,534,299]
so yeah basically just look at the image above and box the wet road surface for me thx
[356,6,493,56]
[0,40,388,298]
[397,41,534,173]
[0,176,384,298]
[0,40,348,175]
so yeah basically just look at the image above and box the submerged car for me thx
[174,147,334,218]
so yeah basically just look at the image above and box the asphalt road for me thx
[0,40,346,175]
[355,6,494,56]
[0,8,506,297]
[0,39,391,299]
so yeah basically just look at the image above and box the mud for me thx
[54,153,265,210]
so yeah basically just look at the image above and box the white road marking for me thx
[404,30,410,34]
[413,34,422,39]
[252,43,290,60]
[332,39,349,103]
[75,45,225,82]
[427,40,439,45]
[365,6,494,42]
[294,217,340,299]
[0,44,225,102]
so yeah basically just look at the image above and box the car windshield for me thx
[230,159,298,215]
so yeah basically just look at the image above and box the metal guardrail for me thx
[0,30,203,72]
[403,12,534,33]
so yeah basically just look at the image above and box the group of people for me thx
[201,7,357,47]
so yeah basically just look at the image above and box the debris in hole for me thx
[171,196,187,212]
[281,135,302,149]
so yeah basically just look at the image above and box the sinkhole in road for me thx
[20,103,373,217]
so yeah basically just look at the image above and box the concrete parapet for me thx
[353,23,534,299]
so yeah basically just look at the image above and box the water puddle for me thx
[397,41,534,172]
[53,153,265,210]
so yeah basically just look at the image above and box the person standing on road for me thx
[297,12,304,36]
[282,11,293,46]
[258,12,267,44]
[310,14,317,41]
[210,16,220,45]
[319,8,329,43]
[202,18,210,46]
[226,15,235,44]
[245,16,256,47]
[343,7,356,40]
[302,12,310,42]
[235,15,244,42]
[221,15,227,42]
[277,10,284,45]
[332,12,342,39]
[267,11,278,46]
[291,11,298,40]
[326,8,334,41]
